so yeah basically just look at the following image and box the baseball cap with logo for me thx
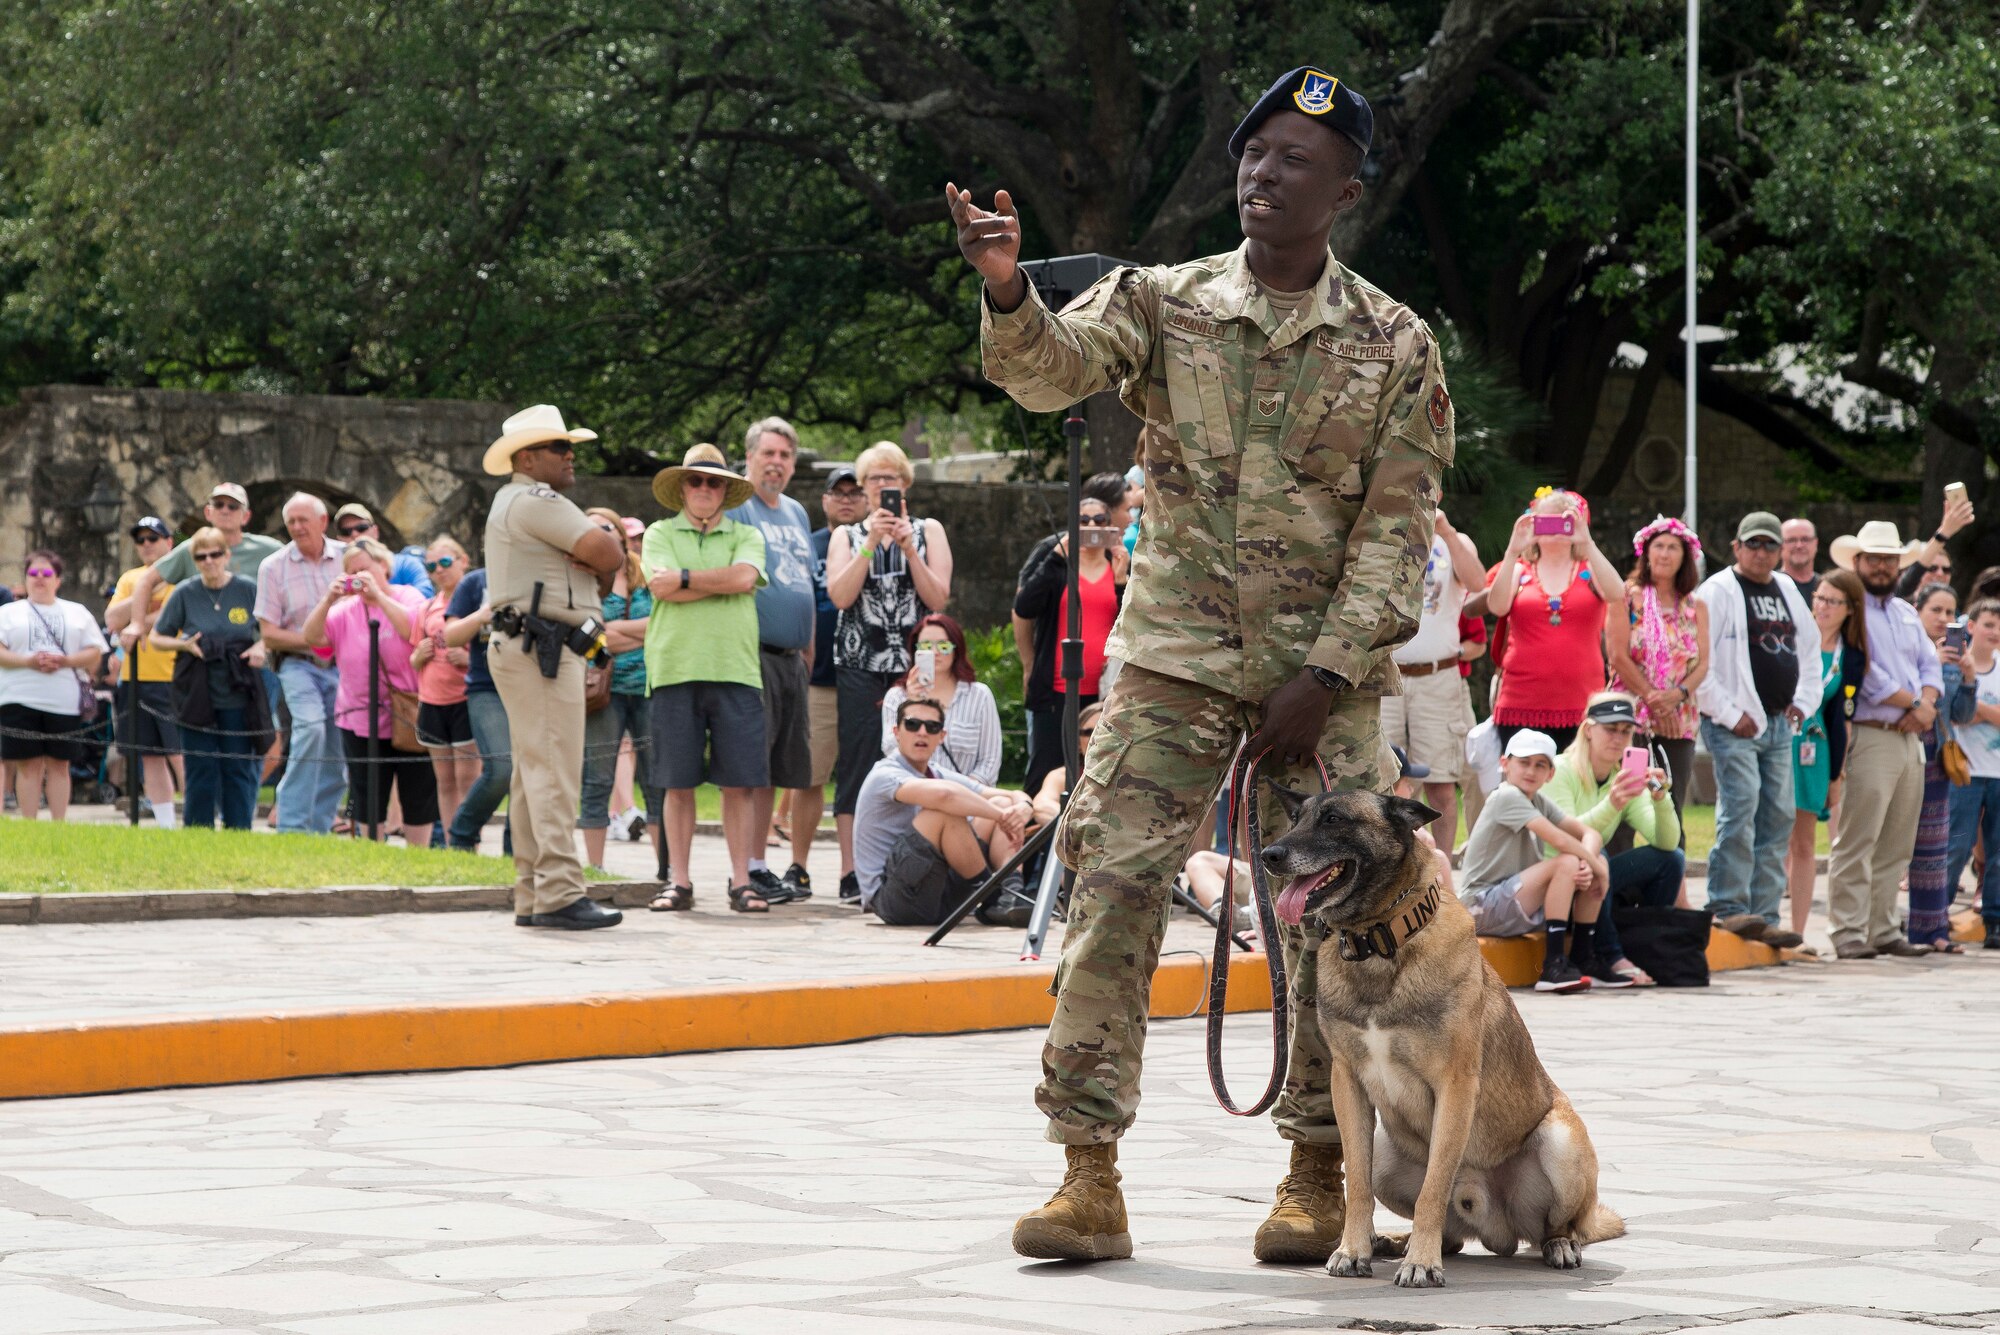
[130,516,173,542]
[209,482,249,507]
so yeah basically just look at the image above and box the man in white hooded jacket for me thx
[1695,511,1820,949]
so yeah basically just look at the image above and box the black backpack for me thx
[1613,904,1712,987]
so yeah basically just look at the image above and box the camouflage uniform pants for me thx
[1040,663,1393,1146]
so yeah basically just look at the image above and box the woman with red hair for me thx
[1486,489,1626,752]
[877,613,1003,785]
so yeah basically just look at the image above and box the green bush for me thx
[967,623,1030,785]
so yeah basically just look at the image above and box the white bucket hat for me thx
[1829,519,1906,571]
[483,404,598,477]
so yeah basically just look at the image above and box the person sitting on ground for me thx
[1456,728,1612,994]
[150,526,271,830]
[1541,692,1697,982]
[857,696,1033,927]
[878,613,1004,786]
[301,537,436,847]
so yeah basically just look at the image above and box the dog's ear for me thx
[1269,784,1313,824]
[1383,795,1440,838]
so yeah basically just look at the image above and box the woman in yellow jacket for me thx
[1543,692,1684,986]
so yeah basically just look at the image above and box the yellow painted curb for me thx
[14,909,1943,1101]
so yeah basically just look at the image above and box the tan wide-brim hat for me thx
[1829,519,1906,571]
[653,443,753,511]
[483,404,599,477]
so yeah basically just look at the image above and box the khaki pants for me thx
[1043,664,1394,1147]
[492,636,587,916]
[1826,726,1924,950]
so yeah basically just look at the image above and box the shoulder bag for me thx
[30,602,98,724]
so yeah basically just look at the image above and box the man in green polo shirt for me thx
[642,444,770,912]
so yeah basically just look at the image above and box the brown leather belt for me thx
[1396,656,1462,678]
[1854,718,1899,730]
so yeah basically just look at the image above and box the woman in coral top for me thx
[1486,488,1625,752]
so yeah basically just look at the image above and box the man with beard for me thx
[950,66,1452,1264]
[1826,521,1940,959]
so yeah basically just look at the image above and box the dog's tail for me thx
[1577,1200,1626,1245]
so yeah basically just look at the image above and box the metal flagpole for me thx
[1683,0,1699,532]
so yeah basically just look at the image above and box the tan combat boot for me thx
[1012,1143,1133,1260]
[1253,1142,1346,1263]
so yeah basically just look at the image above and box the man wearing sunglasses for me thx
[128,483,281,644]
[331,504,433,596]
[856,696,1033,925]
[481,404,627,930]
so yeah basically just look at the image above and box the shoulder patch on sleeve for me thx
[526,483,559,499]
[1428,383,1451,434]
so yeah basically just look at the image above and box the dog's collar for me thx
[1334,880,1444,963]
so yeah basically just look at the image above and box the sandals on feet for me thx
[728,884,770,913]
[649,886,693,912]
[1610,958,1656,987]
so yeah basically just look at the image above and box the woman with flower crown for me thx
[1608,515,1711,851]
[1486,487,1626,752]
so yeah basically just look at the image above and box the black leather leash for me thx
[1204,742,1330,1117]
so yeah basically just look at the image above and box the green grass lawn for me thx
[0,823,529,895]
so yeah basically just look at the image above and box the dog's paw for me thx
[1542,1237,1581,1269]
[1394,1260,1446,1288]
[1327,1249,1373,1278]
[1371,1231,1409,1259]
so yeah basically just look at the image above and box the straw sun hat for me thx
[482,404,598,477]
[653,443,754,511]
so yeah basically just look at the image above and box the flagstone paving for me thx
[2,957,1996,1333]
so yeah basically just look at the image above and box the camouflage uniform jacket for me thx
[982,243,1454,702]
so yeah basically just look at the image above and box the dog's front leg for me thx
[1395,1057,1479,1288]
[1325,1060,1377,1278]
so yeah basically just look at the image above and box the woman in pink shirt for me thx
[302,538,436,845]
[409,536,479,836]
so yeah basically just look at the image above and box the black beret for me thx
[1228,67,1373,160]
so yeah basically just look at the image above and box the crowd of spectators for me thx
[6,423,1995,960]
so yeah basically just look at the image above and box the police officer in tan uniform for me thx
[482,405,628,929]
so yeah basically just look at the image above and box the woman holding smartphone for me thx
[1541,692,1681,986]
[877,613,1002,785]
[1486,488,1625,751]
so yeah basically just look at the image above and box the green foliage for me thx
[966,622,1028,785]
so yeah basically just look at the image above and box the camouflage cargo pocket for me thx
[1053,721,1131,874]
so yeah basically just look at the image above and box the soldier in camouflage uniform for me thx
[948,66,1454,1264]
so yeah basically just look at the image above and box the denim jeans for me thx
[182,706,261,830]
[1946,776,2000,926]
[1700,714,1795,923]
[274,659,344,833]
[580,693,653,829]
[450,688,512,851]
[1596,845,1686,964]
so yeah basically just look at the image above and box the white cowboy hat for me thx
[483,404,598,477]
[653,442,754,512]
[1829,519,1906,570]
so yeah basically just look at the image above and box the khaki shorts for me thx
[808,683,840,787]
[1378,668,1476,783]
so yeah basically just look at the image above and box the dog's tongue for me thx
[1274,875,1316,926]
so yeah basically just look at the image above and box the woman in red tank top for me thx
[1486,489,1627,751]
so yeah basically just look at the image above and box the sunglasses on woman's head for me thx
[423,555,456,572]
[900,717,944,734]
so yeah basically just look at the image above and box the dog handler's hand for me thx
[946,183,1026,312]
[1249,669,1337,768]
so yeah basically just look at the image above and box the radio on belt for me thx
[497,581,610,679]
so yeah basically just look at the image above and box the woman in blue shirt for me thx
[581,508,659,873]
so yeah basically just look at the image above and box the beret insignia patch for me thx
[1427,384,1451,434]
[1293,70,1338,116]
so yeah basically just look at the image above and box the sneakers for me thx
[1581,958,1635,989]
[1534,957,1591,993]
[839,871,861,904]
[780,863,813,901]
[747,866,795,905]
[1012,1143,1132,1261]
[1717,913,1767,940]
[1760,928,1806,950]
[1253,1143,1346,1263]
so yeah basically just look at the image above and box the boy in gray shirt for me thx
[1457,729,1615,993]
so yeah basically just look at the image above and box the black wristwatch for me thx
[1934,530,1949,545]
[1307,665,1347,692]
[679,568,691,591]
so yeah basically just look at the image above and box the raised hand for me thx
[945,182,1026,310]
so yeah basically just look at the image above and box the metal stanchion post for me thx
[366,620,381,843]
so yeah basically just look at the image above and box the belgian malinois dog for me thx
[1261,788,1624,1288]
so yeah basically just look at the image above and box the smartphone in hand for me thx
[914,649,935,688]
[1621,746,1649,781]
[880,487,904,517]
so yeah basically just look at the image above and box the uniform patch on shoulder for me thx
[1166,312,1227,339]
[526,483,559,498]
[1427,384,1451,434]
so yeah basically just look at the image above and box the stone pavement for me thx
[2,959,1998,1334]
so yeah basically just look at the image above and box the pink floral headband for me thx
[1633,514,1702,560]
